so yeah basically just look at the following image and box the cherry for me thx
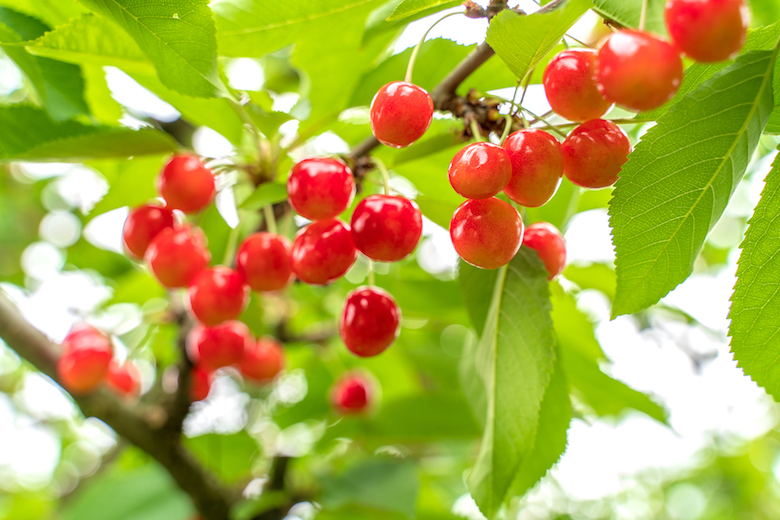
[287,158,355,220]
[240,337,285,383]
[187,321,251,370]
[595,30,683,112]
[157,155,216,214]
[665,0,748,62]
[450,198,524,270]
[370,81,434,148]
[340,286,400,357]
[106,360,141,398]
[291,219,358,285]
[562,119,631,189]
[331,373,373,415]
[190,366,212,402]
[502,129,564,207]
[350,195,423,262]
[236,233,294,292]
[522,222,567,280]
[188,266,248,325]
[448,142,512,199]
[57,324,113,394]
[146,226,211,288]
[543,48,613,121]
[123,204,175,259]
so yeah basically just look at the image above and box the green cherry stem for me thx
[405,11,462,83]
[222,226,240,267]
[522,107,568,138]
[469,118,485,142]
[367,259,376,286]
[263,204,278,234]
[372,156,392,196]
[639,0,649,32]
[499,115,514,145]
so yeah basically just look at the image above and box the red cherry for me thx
[190,366,212,402]
[522,222,567,280]
[240,337,285,383]
[370,81,434,148]
[287,158,355,220]
[291,219,357,285]
[157,155,216,214]
[543,48,613,121]
[450,198,524,270]
[595,30,683,112]
[665,0,748,62]
[340,286,400,357]
[331,373,373,415]
[122,204,175,259]
[106,360,141,398]
[187,321,251,370]
[236,233,294,292]
[57,324,113,394]
[350,195,423,262]
[188,267,249,326]
[502,129,564,207]
[448,142,512,199]
[562,119,631,189]
[146,226,211,288]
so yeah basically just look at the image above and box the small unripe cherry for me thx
[190,366,212,402]
[330,373,374,415]
[665,0,748,62]
[522,222,567,280]
[57,324,113,394]
[595,30,683,112]
[340,286,400,357]
[291,219,358,285]
[350,195,423,262]
[370,81,434,148]
[157,155,216,213]
[450,198,524,270]
[187,321,251,370]
[240,337,285,383]
[543,48,613,121]
[187,267,249,326]
[106,360,141,398]
[562,119,631,189]
[236,232,294,292]
[502,129,564,207]
[287,158,355,220]
[122,204,175,259]
[448,142,512,199]
[146,226,211,288]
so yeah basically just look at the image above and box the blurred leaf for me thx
[82,64,123,124]
[185,431,259,483]
[0,0,85,27]
[386,0,461,21]
[458,260,497,334]
[486,0,590,79]
[610,50,776,317]
[524,178,576,231]
[563,263,616,300]
[90,154,167,215]
[751,0,780,28]
[108,269,166,306]
[591,0,666,35]
[368,393,481,440]
[240,182,288,210]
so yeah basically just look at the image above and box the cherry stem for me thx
[367,259,376,286]
[405,11,463,84]
[263,204,278,234]
[639,0,648,32]
[561,185,582,231]
[222,226,239,267]
[469,118,485,142]
[499,115,513,144]
[522,107,567,138]
[372,156,392,196]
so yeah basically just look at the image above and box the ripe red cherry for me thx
[448,142,512,199]
[188,267,248,326]
[187,321,251,370]
[350,195,423,262]
[157,155,216,213]
[522,222,567,280]
[340,286,400,357]
[370,81,434,148]
[123,204,175,258]
[287,158,355,220]
[57,324,113,394]
[665,0,748,62]
[562,119,631,189]
[543,48,613,121]
[450,198,524,270]
[236,233,294,292]
[190,366,212,402]
[240,337,285,383]
[146,226,211,288]
[106,360,141,398]
[291,219,357,285]
[331,373,373,415]
[502,129,564,207]
[595,30,683,112]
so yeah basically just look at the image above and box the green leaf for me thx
[0,0,86,27]
[82,64,123,124]
[89,155,168,215]
[466,249,556,518]
[730,153,780,400]
[78,0,220,98]
[609,49,777,317]
[591,0,666,35]
[185,431,259,483]
[386,0,461,21]
[0,105,177,161]
[240,182,288,211]
[486,0,590,80]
